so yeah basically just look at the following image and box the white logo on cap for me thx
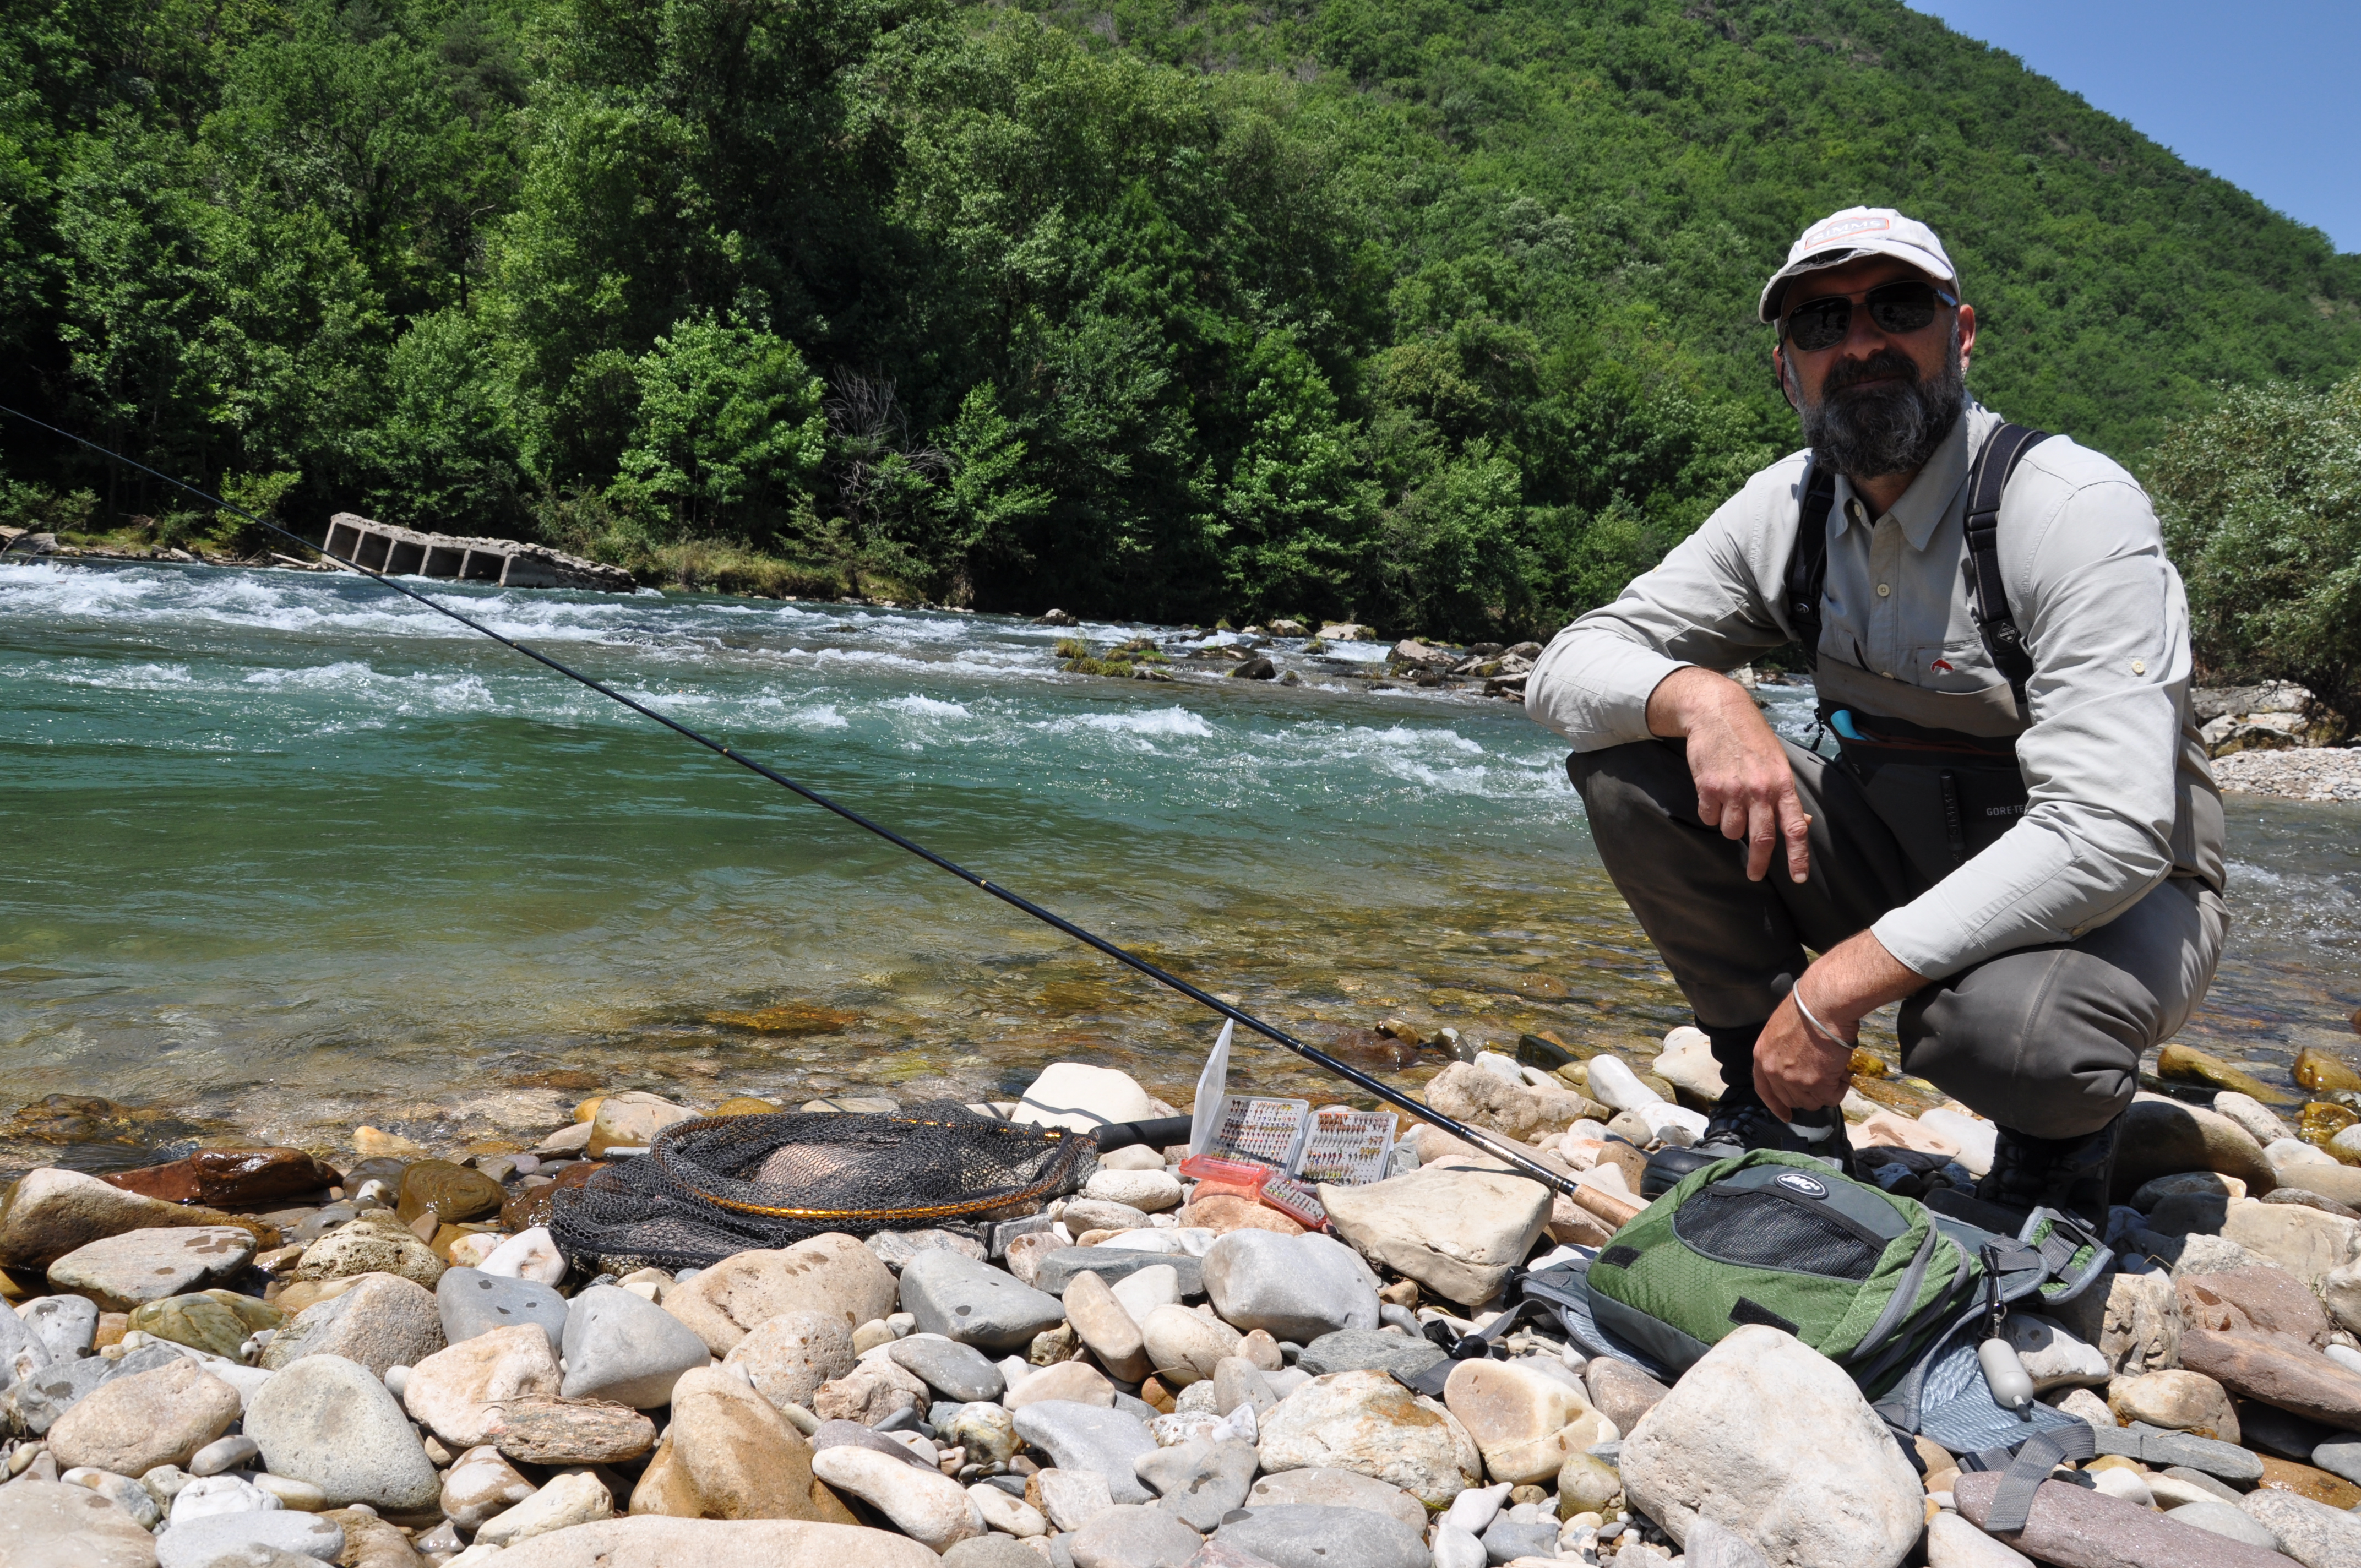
[1804,214,1892,250]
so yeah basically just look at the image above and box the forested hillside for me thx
[4,0,2357,637]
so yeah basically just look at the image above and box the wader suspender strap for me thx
[1962,423,2054,706]
[1781,424,2054,693]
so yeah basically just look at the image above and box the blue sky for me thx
[1909,2,2359,253]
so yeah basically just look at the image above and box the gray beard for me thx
[1798,329,1967,480]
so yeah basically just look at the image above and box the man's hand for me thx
[1645,666,1810,883]
[1754,930,1930,1122]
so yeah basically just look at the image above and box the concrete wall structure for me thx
[322,513,636,593]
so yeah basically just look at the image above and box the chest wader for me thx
[1786,424,2053,883]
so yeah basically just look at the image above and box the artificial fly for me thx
[0,402,1584,1203]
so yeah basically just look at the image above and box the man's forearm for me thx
[1799,929,1927,1027]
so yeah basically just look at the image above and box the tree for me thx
[607,313,828,538]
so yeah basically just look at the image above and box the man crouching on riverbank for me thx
[1523,206,2227,1226]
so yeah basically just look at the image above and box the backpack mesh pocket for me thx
[1674,1188,1885,1280]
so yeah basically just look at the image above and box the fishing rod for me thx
[2,402,1588,1205]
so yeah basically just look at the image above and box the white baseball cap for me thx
[1759,206,1959,323]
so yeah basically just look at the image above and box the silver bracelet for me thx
[1791,984,1845,1044]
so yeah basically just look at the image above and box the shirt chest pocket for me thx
[1908,636,2003,695]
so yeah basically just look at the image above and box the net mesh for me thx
[547,1104,1095,1272]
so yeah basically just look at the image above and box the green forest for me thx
[4,0,2358,650]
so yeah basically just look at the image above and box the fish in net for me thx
[546,1103,1095,1272]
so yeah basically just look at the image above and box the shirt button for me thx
[1876,583,1891,597]
[1881,672,1894,679]
[2132,659,2147,675]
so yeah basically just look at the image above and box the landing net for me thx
[546,1105,1093,1271]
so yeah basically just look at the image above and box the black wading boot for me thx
[1970,1114,2123,1231]
[1641,1095,1855,1202]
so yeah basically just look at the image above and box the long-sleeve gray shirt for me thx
[1526,401,2224,981]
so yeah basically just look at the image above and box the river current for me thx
[3,560,2355,1167]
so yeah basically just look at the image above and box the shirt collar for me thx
[1829,401,1994,551]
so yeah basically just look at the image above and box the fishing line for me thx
[1,402,1582,1200]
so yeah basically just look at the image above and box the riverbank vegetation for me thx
[3,0,2357,655]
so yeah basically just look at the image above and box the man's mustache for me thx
[1819,349,1923,400]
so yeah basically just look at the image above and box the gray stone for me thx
[1212,1504,1431,1568]
[0,1302,48,1390]
[1035,1248,1204,1299]
[2242,1489,2361,1568]
[154,1511,345,1567]
[1134,1438,1258,1532]
[866,1229,988,1272]
[243,1353,441,1511]
[190,1434,262,1476]
[2160,1465,2244,1504]
[437,1266,568,1351]
[2316,1431,2361,1487]
[3,1342,180,1434]
[2139,1427,2267,1482]
[1211,1358,1276,1419]
[941,1539,1050,1568]
[1015,1398,1160,1504]
[261,1272,443,1378]
[897,1250,1067,1352]
[1296,1329,1446,1379]
[2234,1401,2337,1461]
[1069,1502,1203,1567]
[1244,1467,1428,1531]
[1684,1516,1774,1568]
[17,1295,97,1363]
[809,1418,939,1471]
[890,1334,1006,1402]
[46,1226,255,1311]
[559,1284,710,1407]
[1201,1233,1380,1345]
[1481,1516,1561,1563]
[2169,1501,2286,1553]
[47,1356,242,1477]
[0,1478,162,1568]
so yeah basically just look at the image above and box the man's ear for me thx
[1772,346,1799,412]
[1955,303,1977,378]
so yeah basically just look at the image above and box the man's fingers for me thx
[1744,796,1776,881]
[1780,792,1812,884]
[1754,1064,1794,1124]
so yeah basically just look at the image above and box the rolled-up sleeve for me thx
[1870,469,2187,978]
[1526,462,1802,752]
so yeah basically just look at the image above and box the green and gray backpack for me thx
[1513,1151,2112,1453]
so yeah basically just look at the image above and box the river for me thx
[3,559,2356,1169]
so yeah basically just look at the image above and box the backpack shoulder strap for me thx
[1961,423,2054,706]
[1784,461,1837,671]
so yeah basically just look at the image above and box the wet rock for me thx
[1068,1501,1202,1566]
[1036,1246,1205,1298]
[1201,1232,1380,1345]
[1210,1502,1429,1568]
[1243,1467,1427,1529]
[393,1161,504,1229]
[292,1224,444,1289]
[890,1333,1007,1402]
[663,1234,899,1355]
[2180,1328,2361,1428]
[864,1229,987,1272]
[18,1294,98,1361]
[1015,1399,1160,1503]
[482,1395,656,1464]
[264,1272,442,1376]
[48,1355,241,1477]
[899,1249,1068,1352]
[1954,1469,2290,1567]
[436,1265,568,1351]
[2257,1453,2361,1507]
[1135,1437,1256,1531]
[1318,1163,1551,1306]
[722,1309,857,1411]
[636,1365,858,1524]
[1256,1368,1481,1506]
[442,1445,537,1530]
[47,1226,257,1311]
[1011,1062,1156,1132]
[2242,1488,2361,1566]
[1141,1304,1243,1385]
[104,1148,340,1208]
[1622,1326,1922,1568]
[0,1168,272,1273]
[245,1353,442,1511]
[405,1321,563,1446]
[560,1283,709,1407]
[587,1091,693,1156]
[810,1445,982,1552]
[461,1517,940,1566]
[1294,1328,1445,1379]
[127,1289,281,1359]
[2113,1099,2278,1201]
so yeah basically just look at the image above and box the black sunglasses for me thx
[1780,279,1958,352]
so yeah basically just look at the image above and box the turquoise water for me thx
[3,559,2356,1161]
